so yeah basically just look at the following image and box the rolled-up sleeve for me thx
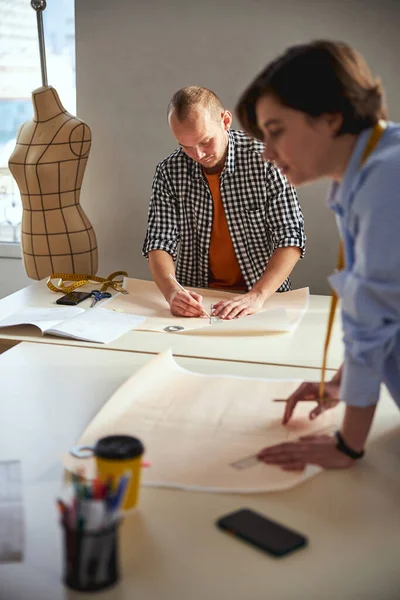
[142,164,180,260]
[329,159,400,407]
[265,166,306,258]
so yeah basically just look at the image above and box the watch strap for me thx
[335,430,365,460]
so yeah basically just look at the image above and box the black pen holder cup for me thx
[61,519,121,592]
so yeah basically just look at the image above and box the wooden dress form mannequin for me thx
[8,85,98,279]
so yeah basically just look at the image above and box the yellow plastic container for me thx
[94,436,145,511]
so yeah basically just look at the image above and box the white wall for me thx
[0,258,32,298]
[74,0,400,294]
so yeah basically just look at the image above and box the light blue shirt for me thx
[327,122,400,409]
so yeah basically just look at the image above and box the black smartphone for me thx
[55,291,92,306]
[216,508,308,557]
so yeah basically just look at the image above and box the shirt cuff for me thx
[142,242,177,261]
[340,356,381,407]
[328,270,347,297]
[275,240,305,259]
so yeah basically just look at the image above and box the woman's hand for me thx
[257,434,354,470]
[281,379,341,425]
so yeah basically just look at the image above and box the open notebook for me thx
[0,307,146,344]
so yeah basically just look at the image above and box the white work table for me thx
[1,343,399,600]
[0,280,343,370]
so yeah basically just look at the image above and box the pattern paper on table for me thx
[104,278,309,335]
[64,351,338,494]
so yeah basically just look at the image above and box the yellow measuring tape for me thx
[319,120,387,400]
[47,271,129,295]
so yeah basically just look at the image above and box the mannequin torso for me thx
[9,85,98,279]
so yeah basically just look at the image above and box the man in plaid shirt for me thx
[143,87,305,319]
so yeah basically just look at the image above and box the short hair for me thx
[236,40,387,140]
[168,86,224,122]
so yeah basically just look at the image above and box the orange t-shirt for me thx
[204,170,246,290]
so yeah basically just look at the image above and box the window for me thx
[0,0,76,252]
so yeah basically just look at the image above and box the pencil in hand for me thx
[273,398,316,402]
[168,274,211,319]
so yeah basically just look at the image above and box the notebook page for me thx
[0,307,84,334]
[46,307,146,344]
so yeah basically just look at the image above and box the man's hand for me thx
[212,290,265,320]
[257,435,354,470]
[148,251,207,318]
[281,380,341,425]
[169,289,206,317]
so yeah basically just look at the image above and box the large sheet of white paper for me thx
[64,351,340,493]
[0,461,23,563]
[104,278,309,335]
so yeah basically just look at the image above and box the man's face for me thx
[169,107,232,172]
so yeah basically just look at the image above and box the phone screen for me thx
[217,508,307,557]
[56,292,92,306]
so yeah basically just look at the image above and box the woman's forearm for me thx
[340,404,377,452]
[330,364,343,385]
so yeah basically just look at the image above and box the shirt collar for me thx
[224,130,236,175]
[327,126,375,213]
[188,129,236,179]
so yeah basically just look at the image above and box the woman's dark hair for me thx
[236,40,387,140]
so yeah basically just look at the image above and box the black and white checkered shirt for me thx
[143,130,306,291]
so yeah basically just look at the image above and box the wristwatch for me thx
[335,430,365,460]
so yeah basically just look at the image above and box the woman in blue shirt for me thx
[236,40,400,470]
